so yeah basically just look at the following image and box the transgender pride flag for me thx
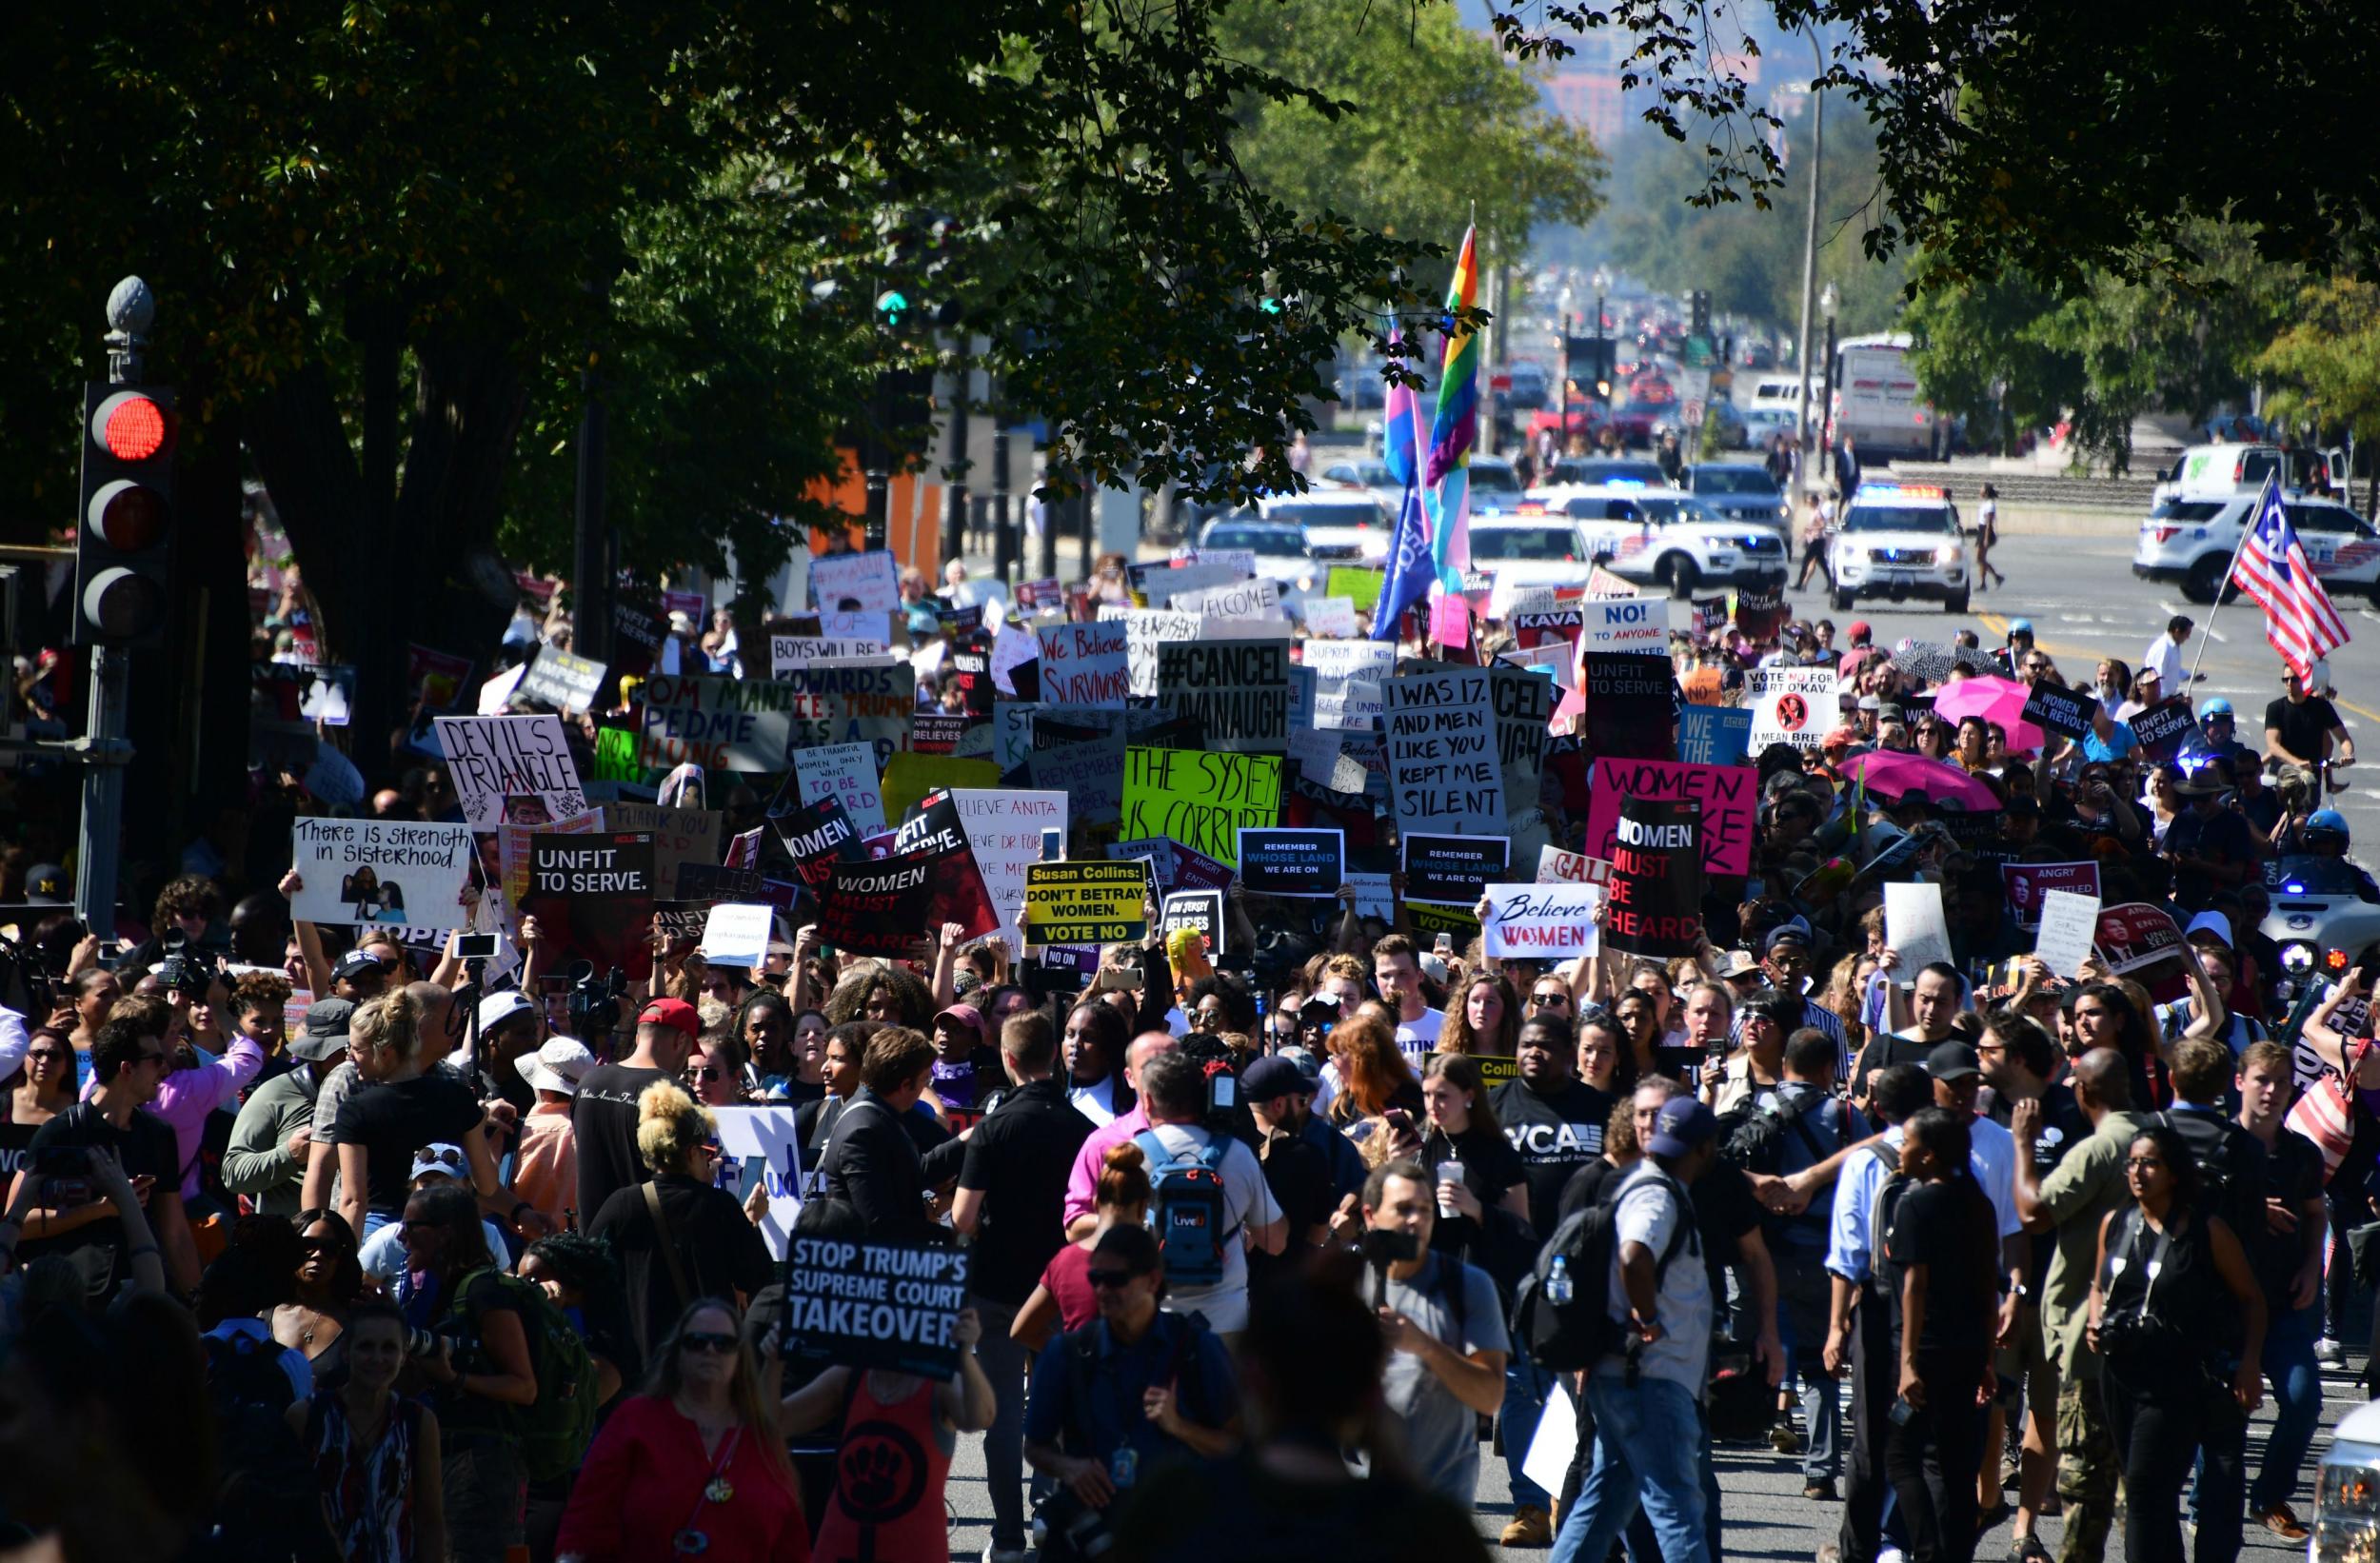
[1424,225,1479,645]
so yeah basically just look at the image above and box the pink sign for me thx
[1585,758,1755,878]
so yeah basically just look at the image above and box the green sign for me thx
[1327,566,1385,611]
[594,726,643,782]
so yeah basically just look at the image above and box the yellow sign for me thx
[879,753,999,825]
[1326,566,1385,611]
[1119,746,1282,869]
[1022,861,1148,943]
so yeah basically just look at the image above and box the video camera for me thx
[565,961,627,1039]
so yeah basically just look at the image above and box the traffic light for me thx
[1691,289,1713,337]
[875,288,911,329]
[72,383,175,646]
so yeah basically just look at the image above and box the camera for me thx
[565,961,627,1039]
[32,1144,90,1208]
[1032,1491,1115,1562]
[456,932,499,961]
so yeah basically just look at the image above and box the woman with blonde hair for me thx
[332,987,493,1239]
[556,1296,808,1563]
[585,1080,775,1358]
[1438,971,1518,1058]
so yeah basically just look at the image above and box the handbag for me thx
[644,1180,696,1314]
[2285,1039,2371,1181]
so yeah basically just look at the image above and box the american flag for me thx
[2233,477,2350,677]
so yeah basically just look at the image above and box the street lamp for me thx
[1818,280,1840,459]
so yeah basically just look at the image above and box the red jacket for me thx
[555,1394,809,1563]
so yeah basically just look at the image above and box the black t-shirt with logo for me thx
[1491,1077,1614,1238]
[572,1063,674,1221]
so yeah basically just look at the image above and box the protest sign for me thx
[1585,758,1755,877]
[1172,841,1235,893]
[809,550,902,613]
[1577,597,1671,652]
[1345,870,1394,921]
[1109,837,1180,893]
[1884,881,1954,975]
[700,904,775,969]
[1483,882,1602,959]
[1156,638,1291,753]
[288,820,475,931]
[1302,597,1359,638]
[2035,890,2103,979]
[1120,747,1281,868]
[435,715,587,827]
[1691,598,1731,638]
[604,803,721,892]
[407,644,474,710]
[1511,609,1583,652]
[1022,861,1149,943]
[676,861,764,905]
[2001,861,2102,929]
[1305,641,1397,696]
[1585,564,1637,597]
[1605,798,1701,959]
[1489,663,1555,809]
[1034,622,1130,707]
[1406,900,1482,949]
[2021,682,2099,742]
[780,1237,970,1377]
[1237,828,1344,897]
[1136,562,1247,606]
[951,788,1069,953]
[882,755,1000,827]
[878,791,1002,940]
[524,832,655,979]
[1580,652,1674,762]
[651,900,709,945]
[818,850,960,956]
[1381,668,1503,835]
[1031,731,1128,827]
[1537,845,1613,885]
[1171,577,1284,621]
[1101,608,1281,698]
[1680,666,1724,705]
[770,636,892,674]
[2129,697,2196,762]
[1677,705,1755,767]
[1159,889,1224,950]
[518,647,608,714]
[1326,566,1384,610]
[712,1107,805,1257]
[2093,901,2184,977]
[1403,834,1511,904]
[1734,587,1786,641]
[792,743,887,838]
[1747,666,1835,752]
[254,662,357,726]
[774,795,863,889]
[500,808,602,909]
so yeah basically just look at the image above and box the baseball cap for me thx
[1857,694,1881,712]
[1846,621,1872,643]
[1762,919,1814,956]
[409,1143,470,1183]
[1648,1097,1719,1158]
[637,997,703,1038]
[2185,910,2233,947]
[1241,1055,1310,1104]
[516,1037,597,1096]
[1926,1040,1982,1081]
[22,863,67,906]
[477,989,538,1034]
[288,997,356,1062]
[1716,948,1763,979]
[331,948,391,981]
[933,1002,983,1038]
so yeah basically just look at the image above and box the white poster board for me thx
[1884,881,1954,979]
[712,1106,805,1257]
[288,819,477,931]
[2033,889,2104,979]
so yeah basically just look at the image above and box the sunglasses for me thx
[1529,992,1571,1007]
[26,1050,69,1066]
[413,1146,465,1170]
[1086,1268,1143,1290]
[134,1049,169,1068]
[2124,1157,2165,1172]
[691,1065,724,1081]
[680,1332,739,1355]
[300,1238,341,1258]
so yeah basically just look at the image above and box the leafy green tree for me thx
[2256,278,2380,510]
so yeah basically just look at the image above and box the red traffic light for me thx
[89,391,171,462]
[87,479,167,551]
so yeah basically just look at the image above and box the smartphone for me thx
[1434,933,1455,957]
[1888,1395,1917,1427]
[1210,1073,1237,1111]
[1094,967,1139,993]
[456,932,499,960]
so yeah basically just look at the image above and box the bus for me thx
[1829,333,1940,460]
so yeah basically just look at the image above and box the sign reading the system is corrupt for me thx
[780,1237,970,1377]
[1119,747,1282,868]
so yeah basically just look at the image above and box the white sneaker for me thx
[983,1550,1031,1563]
[2318,1335,2348,1367]
[1880,1549,1908,1563]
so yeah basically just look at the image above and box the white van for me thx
[2153,441,2345,505]
[1747,376,1821,417]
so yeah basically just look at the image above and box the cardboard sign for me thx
[1482,882,1602,959]
[1171,577,1285,621]
[792,743,887,838]
[255,661,356,725]
[1605,798,1701,958]
[2035,890,2103,979]
[2021,683,2100,742]
[2001,861,2102,930]
[1035,622,1130,707]
[605,803,722,892]
[1677,706,1755,767]
[1160,889,1224,949]
[1100,607,1281,698]
[1237,828,1344,897]
[1734,587,1786,642]
[518,647,609,714]
[1022,861,1149,943]
[2093,900,2184,977]
[524,831,656,980]
[808,550,902,613]
[434,715,588,828]
[1680,666,1725,705]
[1577,598,1671,652]
[639,668,915,773]
[288,819,476,931]
[1326,566,1385,610]
[713,1106,805,1258]
[1303,597,1359,638]
[1120,747,1282,869]
[2129,697,2197,762]
[1884,881,1954,976]
[1747,666,1835,752]
[1381,669,1504,835]
[1581,652,1674,762]
[1490,663,1556,810]
[700,903,776,969]
[1406,899,1482,948]
[1537,845,1613,885]
[780,1237,969,1376]
[1156,638,1292,753]
[1585,758,1755,878]
[770,636,891,674]
[951,788,1070,954]
[1403,834,1511,904]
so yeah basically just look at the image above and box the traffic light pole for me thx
[72,645,130,940]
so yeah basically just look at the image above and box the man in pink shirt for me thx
[1061,1032,1178,1235]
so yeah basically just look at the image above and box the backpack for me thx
[2154,1110,2269,1249]
[1717,1089,1829,1178]
[1135,1129,1237,1288]
[193,1331,337,1563]
[442,1266,601,1483]
[1864,1141,1913,1315]
[1509,1168,1694,1374]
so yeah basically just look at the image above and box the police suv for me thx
[1825,484,1970,613]
[1518,482,1790,598]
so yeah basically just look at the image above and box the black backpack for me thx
[2154,1110,2269,1249]
[1510,1168,1695,1373]
[1865,1141,1913,1316]
[1717,1089,1830,1177]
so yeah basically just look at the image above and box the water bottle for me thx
[1545,1256,1575,1306]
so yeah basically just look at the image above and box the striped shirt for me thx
[1731,998,1849,1077]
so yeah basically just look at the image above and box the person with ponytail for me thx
[333,988,494,1239]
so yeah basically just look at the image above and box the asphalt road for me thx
[929,528,2380,1561]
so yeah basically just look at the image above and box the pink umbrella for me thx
[1931,673,2048,754]
[1840,749,2003,814]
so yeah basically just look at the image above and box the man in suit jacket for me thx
[817,1025,940,1242]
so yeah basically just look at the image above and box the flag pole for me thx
[2189,475,2271,683]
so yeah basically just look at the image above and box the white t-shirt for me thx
[1067,1074,1119,1128]
[1597,1164,1711,1395]
[2143,633,2187,695]
[1137,1121,1282,1335]
[1965,1113,2024,1240]
[1396,1007,1445,1061]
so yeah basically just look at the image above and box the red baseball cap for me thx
[637,998,703,1038]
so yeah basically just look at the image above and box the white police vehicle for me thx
[2313,1400,2380,1562]
[2132,489,2380,603]
[1519,481,1789,597]
[1826,484,1970,613]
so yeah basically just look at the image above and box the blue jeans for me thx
[1504,1335,1557,1510]
[1776,1249,1842,1482]
[1555,1375,1710,1563]
[2251,1299,2324,1513]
